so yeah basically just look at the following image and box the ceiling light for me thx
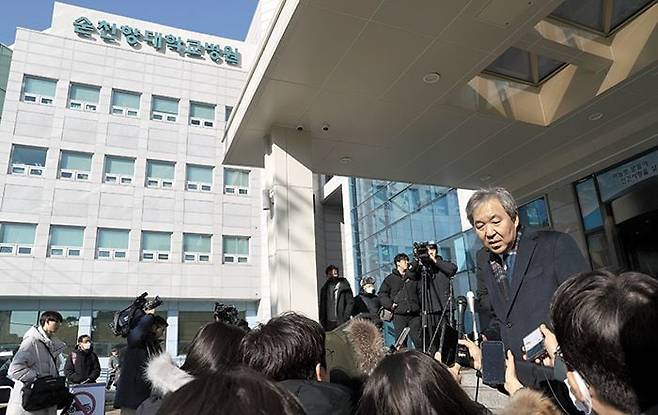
[422,72,441,84]
[587,112,604,121]
[480,175,492,182]
[339,156,352,164]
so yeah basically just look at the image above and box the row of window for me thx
[8,144,250,195]
[0,222,250,264]
[20,75,233,126]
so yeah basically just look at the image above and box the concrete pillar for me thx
[264,126,318,320]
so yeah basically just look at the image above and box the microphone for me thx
[466,291,479,343]
[456,296,467,336]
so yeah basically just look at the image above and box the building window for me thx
[225,106,233,122]
[9,145,47,176]
[0,222,36,256]
[0,311,39,350]
[151,96,178,122]
[104,156,134,185]
[146,160,175,189]
[223,235,249,264]
[177,311,215,354]
[575,177,611,269]
[141,231,171,261]
[68,83,100,112]
[189,102,215,127]
[48,225,84,258]
[518,197,551,229]
[111,89,140,117]
[22,75,56,105]
[223,168,249,195]
[90,311,124,357]
[183,233,211,263]
[59,151,92,181]
[96,228,129,260]
[186,164,213,192]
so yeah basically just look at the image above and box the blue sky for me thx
[0,0,259,46]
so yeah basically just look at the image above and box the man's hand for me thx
[504,350,525,395]
[434,352,462,384]
[458,338,481,371]
[523,324,558,367]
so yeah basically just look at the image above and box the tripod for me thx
[419,259,455,353]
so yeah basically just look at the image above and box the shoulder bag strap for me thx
[38,340,59,372]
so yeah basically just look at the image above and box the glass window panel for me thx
[183,233,211,253]
[225,106,233,122]
[611,0,654,30]
[223,236,249,255]
[224,169,249,187]
[147,160,175,179]
[152,96,178,114]
[57,311,80,354]
[60,151,92,171]
[105,156,135,175]
[91,311,126,357]
[518,197,551,229]
[112,90,140,109]
[50,226,84,247]
[24,76,56,97]
[186,165,213,183]
[97,228,129,249]
[576,178,603,231]
[190,102,215,120]
[587,231,611,269]
[484,47,533,83]
[142,231,171,251]
[69,84,100,103]
[0,223,36,244]
[12,145,47,166]
[0,311,39,349]
[178,311,228,354]
[537,55,567,81]
[410,204,435,243]
[550,0,605,32]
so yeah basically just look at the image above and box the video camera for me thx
[213,303,250,332]
[413,241,437,267]
[110,292,162,337]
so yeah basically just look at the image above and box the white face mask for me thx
[80,342,91,351]
[363,285,375,294]
[565,370,592,415]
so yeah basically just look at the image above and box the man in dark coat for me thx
[408,244,458,352]
[351,276,382,327]
[378,253,422,348]
[64,334,101,384]
[467,187,588,390]
[114,309,167,413]
[318,265,354,331]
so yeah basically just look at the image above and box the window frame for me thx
[110,89,141,118]
[21,75,57,106]
[0,222,37,257]
[67,82,101,112]
[189,101,216,128]
[58,150,92,181]
[9,145,47,177]
[222,235,250,264]
[145,160,175,189]
[103,155,135,186]
[48,225,84,258]
[151,96,179,123]
[223,168,250,196]
[95,228,129,261]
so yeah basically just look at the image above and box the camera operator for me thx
[407,242,458,352]
[114,302,168,415]
[378,253,422,349]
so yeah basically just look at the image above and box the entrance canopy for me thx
[225,0,658,199]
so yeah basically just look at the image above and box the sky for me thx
[0,0,259,46]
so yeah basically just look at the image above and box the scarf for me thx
[488,227,523,302]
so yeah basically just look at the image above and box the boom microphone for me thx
[456,296,467,336]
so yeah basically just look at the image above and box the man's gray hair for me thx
[465,187,518,225]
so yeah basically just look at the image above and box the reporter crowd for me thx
[4,268,656,415]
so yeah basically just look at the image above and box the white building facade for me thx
[0,2,270,359]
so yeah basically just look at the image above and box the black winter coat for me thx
[378,270,422,315]
[318,277,354,330]
[64,348,101,384]
[351,292,382,326]
[114,314,163,410]
[279,379,353,415]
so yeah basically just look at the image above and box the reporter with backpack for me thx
[63,335,100,385]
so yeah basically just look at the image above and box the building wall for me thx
[0,3,268,357]
[0,44,11,120]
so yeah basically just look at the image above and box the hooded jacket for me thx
[378,269,422,315]
[6,326,66,415]
[135,353,193,415]
[63,347,101,384]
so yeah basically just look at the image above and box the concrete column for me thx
[165,307,178,357]
[264,126,318,320]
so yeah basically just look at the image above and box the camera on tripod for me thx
[110,292,162,337]
[413,241,436,267]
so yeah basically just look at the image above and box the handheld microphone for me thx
[466,291,479,344]
[456,296,467,336]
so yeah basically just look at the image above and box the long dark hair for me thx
[357,351,487,415]
[158,367,306,415]
[180,321,245,377]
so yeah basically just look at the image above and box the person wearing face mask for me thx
[351,277,382,327]
[64,335,101,385]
